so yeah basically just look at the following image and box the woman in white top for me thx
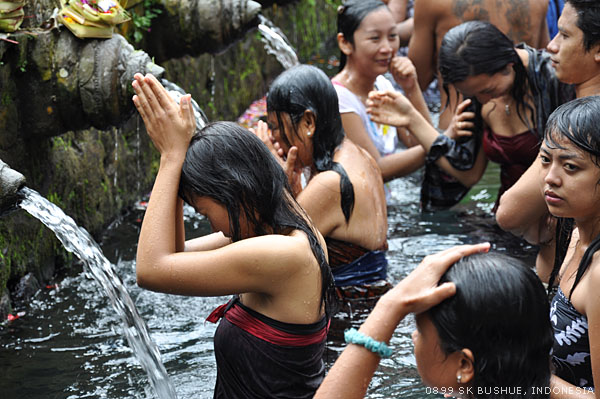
[332,0,431,183]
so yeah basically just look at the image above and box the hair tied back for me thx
[337,4,346,14]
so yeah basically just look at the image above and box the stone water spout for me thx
[1,29,163,139]
[144,0,262,62]
[0,159,25,214]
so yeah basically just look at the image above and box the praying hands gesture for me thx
[132,73,196,160]
[251,120,303,196]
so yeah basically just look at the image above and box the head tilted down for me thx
[267,64,355,222]
[423,253,552,397]
[177,121,336,315]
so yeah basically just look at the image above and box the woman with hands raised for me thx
[131,73,335,398]
[315,242,553,399]
[254,64,390,299]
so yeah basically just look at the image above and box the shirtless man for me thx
[496,0,600,282]
[408,0,549,128]
[384,0,413,46]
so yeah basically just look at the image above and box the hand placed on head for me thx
[382,243,491,318]
[132,73,196,158]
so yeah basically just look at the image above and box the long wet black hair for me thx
[438,21,535,130]
[267,64,355,222]
[566,0,600,51]
[178,121,336,318]
[337,0,388,71]
[429,253,553,398]
[544,96,600,300]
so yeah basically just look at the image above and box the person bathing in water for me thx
[132,73,335,398]
[253,64,390,299]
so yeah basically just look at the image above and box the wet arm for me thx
[315,244,489,399]
[398,18,413,47]
[408,0,437,91]
[392,100,487,187]
[496,158,552,243]
[314,295,410,399]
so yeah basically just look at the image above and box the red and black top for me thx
[207,296,329,398]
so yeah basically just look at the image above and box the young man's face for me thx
[547,3,600,85]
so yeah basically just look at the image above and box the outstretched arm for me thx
[367,90,487,187]
[314,243,491,399]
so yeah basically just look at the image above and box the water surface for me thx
[0,166,535,398]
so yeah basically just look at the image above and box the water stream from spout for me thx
[18,187,177,399]
[258,15,299,70]
[162,79,208,130]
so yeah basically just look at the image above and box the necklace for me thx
[505,104,510,116]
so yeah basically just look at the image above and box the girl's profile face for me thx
[412,313,461,391]
[539,131,600,221]
[345,7,399,77]
[453,64,515,104]
[266,111,313,168]
[192,196,232,237]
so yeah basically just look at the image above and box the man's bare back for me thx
[408,0,549,127]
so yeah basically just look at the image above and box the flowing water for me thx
[0,17,536,398]
[0,169,536,398]
[8,187,177,399]
[257,15,300,70]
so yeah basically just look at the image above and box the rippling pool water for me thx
[0,167,536,398]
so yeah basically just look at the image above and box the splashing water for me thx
[18,187,177,399]
[258,15,299,70]
[161,79,209,131]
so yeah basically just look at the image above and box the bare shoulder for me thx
[306,169,342,195]
[581,250,600,316]
[224,232,316,267]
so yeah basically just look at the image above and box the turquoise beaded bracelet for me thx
[344,328,393,358]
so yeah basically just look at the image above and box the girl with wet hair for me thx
[539,96,600,395]
[367,20,574,210]
[332,0,432,193]
[315,243,553,398]
[254,64,389,299]
[131,73,335,398]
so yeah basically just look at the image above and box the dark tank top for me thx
[550,287,593,389]
[207,297,328,398]
[482,127,540,203]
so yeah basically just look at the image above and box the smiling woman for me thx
[331,0,431,191]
